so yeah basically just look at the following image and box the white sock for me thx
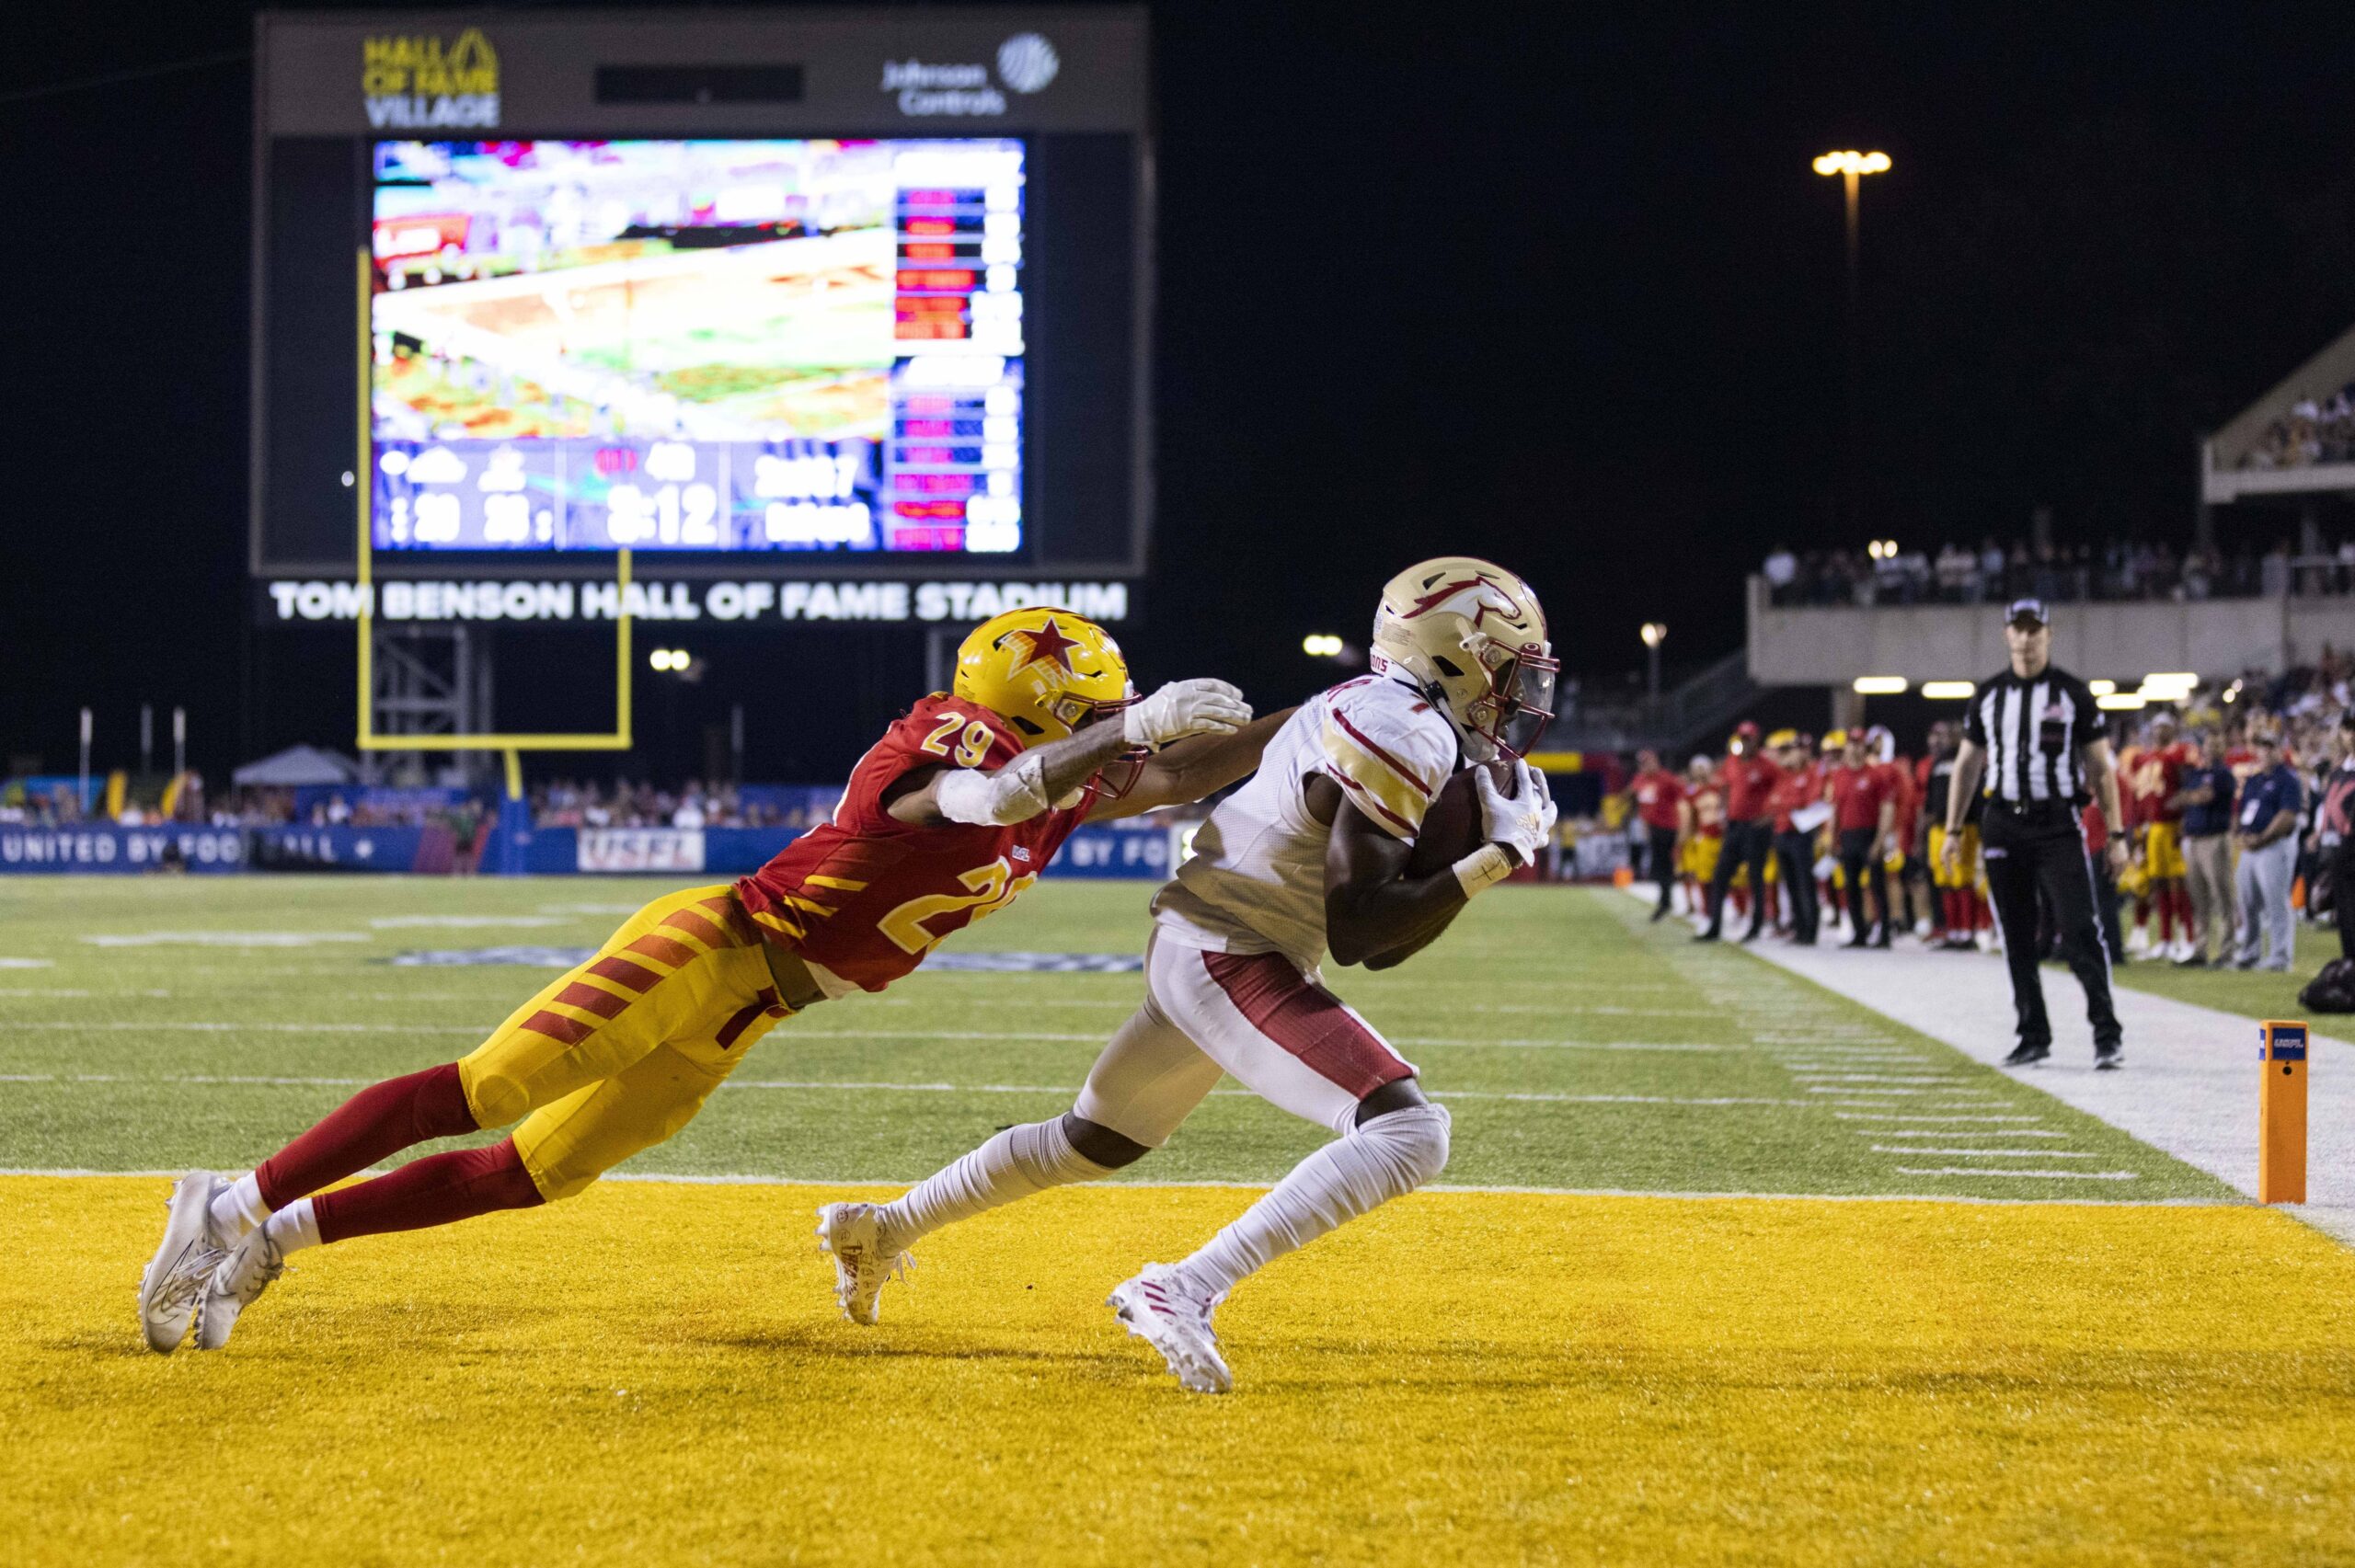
[211,1172,271,1241]
[879,1118,1114,1245]
[263,1198,321,1256]
[1174,1104,1451,1301]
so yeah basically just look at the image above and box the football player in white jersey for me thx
[818,557,1559,1392]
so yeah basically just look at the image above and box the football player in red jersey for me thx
[137,608,1284,1355]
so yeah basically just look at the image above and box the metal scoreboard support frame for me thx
[352,256,637,760]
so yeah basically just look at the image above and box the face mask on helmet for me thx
[1450,636,1558,761]
[1066,685,1148,802]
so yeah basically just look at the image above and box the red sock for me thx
[2157,887,2176,943]
[256,1063,477,1211]
[312,1138,544,1244]
[1975,892,1992,931]
[2176,885,2196,934]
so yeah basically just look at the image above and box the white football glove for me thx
[1476,760,1557,866]
[1121,679,1251,751]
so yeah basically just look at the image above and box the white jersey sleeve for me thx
[1150,677,1460,967]
[1315,680,1457,841]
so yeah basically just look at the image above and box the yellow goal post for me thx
[354,248,633,757]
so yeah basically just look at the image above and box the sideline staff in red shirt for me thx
[1697,720,1784,944]
[1827,729,1896,947]
[1628,748,1685,922]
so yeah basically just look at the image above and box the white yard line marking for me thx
[0,1072,1837,1111]
[1871,1146,2100,1158]
[1832,1113,2049,1125]
[1894,1166,2140,1181]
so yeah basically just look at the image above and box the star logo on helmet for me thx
[1015,617,1083,672]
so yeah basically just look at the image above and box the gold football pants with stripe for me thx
[457,885,793,1200]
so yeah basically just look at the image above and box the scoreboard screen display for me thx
[368,138,1027,555]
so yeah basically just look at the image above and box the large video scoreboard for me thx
[252,8,1149,596]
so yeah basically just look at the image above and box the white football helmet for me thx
[1369,557,1557,761]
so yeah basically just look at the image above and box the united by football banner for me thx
[0,820,1187,877]
[0,827,248,875]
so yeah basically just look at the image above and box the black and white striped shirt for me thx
[1963,666,2101,806]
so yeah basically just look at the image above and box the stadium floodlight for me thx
[1639,622,1667,647]
[2140,672,2200,696]
[1302,635,1345,658]
[1921,681,1976,700]
[1852,676,1908,694]
[2087,680,2117,696]
[2097,693,2148,711]
[1813,150,1892,177]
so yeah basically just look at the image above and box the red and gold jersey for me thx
[733,694,1092,993]
[1875,758,1917,836]
[2125,741,2191,825]
[1688,782,1727,837]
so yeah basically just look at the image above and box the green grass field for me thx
[5,877,2350,1566]
[0,876,2230,1200]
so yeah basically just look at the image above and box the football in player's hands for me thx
[1405,758,1514,879]
[1123,679,1251,750]
[1476,759,1556,866]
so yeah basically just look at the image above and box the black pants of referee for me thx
[1647,826,1679,916]
[1836,829,1890,944]
[1774,829,1820,944]
[1705,819,1773,937]
[1982,799,2121,1050]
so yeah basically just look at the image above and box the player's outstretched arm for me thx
[1086,706,1297,821]
[888,680,1252,828]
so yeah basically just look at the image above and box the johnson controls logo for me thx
[362,27,500,129]
[996,34,1060,93]
[884,32,1059,117]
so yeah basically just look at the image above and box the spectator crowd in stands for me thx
[528,779,823,830]
[2242,380,2355,470]
[1759,537,2315,606]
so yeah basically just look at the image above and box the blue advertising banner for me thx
[1045,821,1174,879]
[0,826,247,875]
[251,826,439,872]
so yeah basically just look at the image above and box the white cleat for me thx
[816,1202,911,1325]
[195,1225,287,1351]
[1975,927,1998,956]
[139,1171,232,1354]
[1108,1264,1232,1394]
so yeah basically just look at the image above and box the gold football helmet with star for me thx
[952,608,1136,746]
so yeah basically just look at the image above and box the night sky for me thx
[7,1,2355,782]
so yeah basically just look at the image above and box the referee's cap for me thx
[2005,598,2050,628]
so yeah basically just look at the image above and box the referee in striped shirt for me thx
[1940,598,2128,1070]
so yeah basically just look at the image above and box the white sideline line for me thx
[0,1071,1832,1110]
[0,1021,1762,1055]
[1871,1146,2100,1158]
[1894,1166,2140,1181]
[0,1168,2234,1208]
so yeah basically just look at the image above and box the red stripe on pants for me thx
[1200,950,1411,1099]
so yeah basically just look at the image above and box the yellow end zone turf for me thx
[3,1177,2351,1566]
